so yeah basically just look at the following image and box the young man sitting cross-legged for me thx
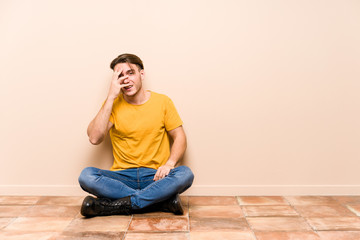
[78,53,194,217]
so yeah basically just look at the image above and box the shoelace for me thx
[99,199,131,212]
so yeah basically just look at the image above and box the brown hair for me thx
[110,53,144,70]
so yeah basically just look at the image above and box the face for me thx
[113,62,144,97]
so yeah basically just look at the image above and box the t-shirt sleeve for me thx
[164,97,183,131]
[109,113,115,124]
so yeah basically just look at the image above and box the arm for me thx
[87,69,130,145]
[87,98,115,145]
[153,126,187,181]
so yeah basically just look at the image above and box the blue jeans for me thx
[78,166,194,210]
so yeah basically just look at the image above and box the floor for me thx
[1,196,360,240]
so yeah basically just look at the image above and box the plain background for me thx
[0,0,359,196]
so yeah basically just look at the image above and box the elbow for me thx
[183,135,187,150]
[88,134,104,145]
[89,138,101,145]
[87,127,105,145]
[183,131,187,147]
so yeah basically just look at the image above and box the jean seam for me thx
[100,169,137,183]
[137,168,140,189]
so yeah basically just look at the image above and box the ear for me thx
[140,69,145,81]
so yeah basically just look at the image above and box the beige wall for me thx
[1,0,359,196]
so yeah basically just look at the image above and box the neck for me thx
[123,89,150,105]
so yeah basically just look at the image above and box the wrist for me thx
[106,95,117,102]
[165,161,176,168]
[164,165,175,170]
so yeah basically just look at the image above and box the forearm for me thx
[87,67,131,145]
[165,133,187,167]
[154,126,187,181]
[87,97,114,145]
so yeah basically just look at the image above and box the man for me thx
[78,53,194,217]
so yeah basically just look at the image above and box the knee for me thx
[175,166,194,185]
[78,167,98,189]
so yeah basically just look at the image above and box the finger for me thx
[113,70,121,78]
[113,69,124,81]
[119,83,131,88]
[118,75,129,84]
[161,169,168,179]
[155,168,166,181]
[116,68,123,75]
[153,170,160,181]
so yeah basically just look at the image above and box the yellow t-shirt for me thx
[108,91,183,171]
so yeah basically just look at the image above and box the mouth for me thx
[124,85,133,90]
